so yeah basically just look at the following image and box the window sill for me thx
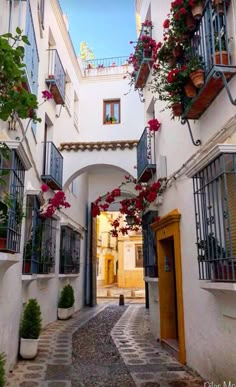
[200,281,236,293]
[22,273,55,281]
[58,274,79,278]
[0,253,19,270]
[144,276,159,283]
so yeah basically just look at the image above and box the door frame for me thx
[152,209,186,364]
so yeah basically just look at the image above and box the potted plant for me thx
[187,55,205,88]
[0,353,6,387]
[0,200,8,249]
[19,299,42,359]
[190,0,205,20]
[57,284,75,320]
[214,34,229,65]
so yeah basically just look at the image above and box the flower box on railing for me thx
[41,142,63,190]
[45,49,65,105]
[137,127,156,182]
[135,56,153,89]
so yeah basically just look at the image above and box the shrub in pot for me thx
[0,353,6,387]
[58,284,75,320]
[19,299,42,359]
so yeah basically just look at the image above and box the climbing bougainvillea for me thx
[92,175,161,237]
[39,185,70,218]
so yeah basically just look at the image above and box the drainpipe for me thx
[8,0,14,33]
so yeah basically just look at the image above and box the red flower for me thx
[148,118,161,132]
[163,19,170,29]
[91,204,100,217]
[42,90,53,100]
[41,184,49,192]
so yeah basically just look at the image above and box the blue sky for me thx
[59,0,136,59]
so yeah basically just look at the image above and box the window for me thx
[193,152,236,282]
[60,226,81,274]
[25,2,39,95]
[142,211,158,277]
[23,195,57,274]
[135,245,143,268]
[103,100,120,124]
[0,150,25,253]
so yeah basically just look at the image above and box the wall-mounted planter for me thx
[57,306,74,320]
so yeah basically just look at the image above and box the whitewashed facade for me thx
[136,0,236,382]
[0,0,143,370]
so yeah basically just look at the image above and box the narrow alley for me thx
[7,303,204,387]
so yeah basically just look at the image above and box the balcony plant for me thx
[58,284,75,320]
[186,55,205,88]
[19,299,42,359]
[214,34,228,65]
[39,185,71,218]
[105,115,117,124]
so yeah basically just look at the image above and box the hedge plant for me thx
[0,353,6,387]
[20,299,42,339]
[58,284,75,309]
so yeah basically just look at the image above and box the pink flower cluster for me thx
[40,185,70,218]
[148,118,161,132]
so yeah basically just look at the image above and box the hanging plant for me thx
[92,175,161,237]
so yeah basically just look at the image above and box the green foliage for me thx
[58,284,75,308]
[0,353,6,387]
[20,299,42,339]
[0,29,40,122]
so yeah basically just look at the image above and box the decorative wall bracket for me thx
[213,71,236,106]
[181,118,201,147]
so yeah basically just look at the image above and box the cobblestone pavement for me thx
[6,303,205,387]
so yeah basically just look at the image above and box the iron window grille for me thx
[60,226,81,274]
[142,211,158,278]
[193,152,236,282]
[0,150,25,253]
[22,195,56,274]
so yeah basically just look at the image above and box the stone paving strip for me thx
[111,305,205,387]
[6,303,205,387]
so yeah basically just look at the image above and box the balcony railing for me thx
[46,49,65,104]
[41,142,63,190]
[137,127,156,182]
[134,23,153,89]
[84,56,129,69]
[182,0,236,119]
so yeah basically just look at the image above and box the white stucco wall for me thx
[138,0,236,382]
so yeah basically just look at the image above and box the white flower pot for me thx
[20,338,39,359]
[57,306,74,320]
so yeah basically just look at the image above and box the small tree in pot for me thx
[58,284,75,320]
[19,299,42,359]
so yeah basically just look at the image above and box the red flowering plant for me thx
[91,175,161,237]
[39,184,71,218]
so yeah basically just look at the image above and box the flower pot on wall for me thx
[171,103,183,117]
[20,338,39,359]
[189,69,204,88]
[191,3,204,20]
[184,81,197,98]
[186,12,196,31]
[215,51,229,65]
[173,44,183,58]
[0,238,6,249]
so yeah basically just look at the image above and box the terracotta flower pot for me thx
[191,3,204,20]
[171,102,183,117]
[189,69,205,88]
[215,51,229,65]
[167,56,176,67]
[172,44,183,58]
[186,12,196,31]
[184,81,197,98]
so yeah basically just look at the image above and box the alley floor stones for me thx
[6,303,205,387]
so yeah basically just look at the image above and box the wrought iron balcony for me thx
[46,49,65,104]
[182,0,236,120]
[137,127,156,182]
[134,23,153,89]
[41,142,63,190]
